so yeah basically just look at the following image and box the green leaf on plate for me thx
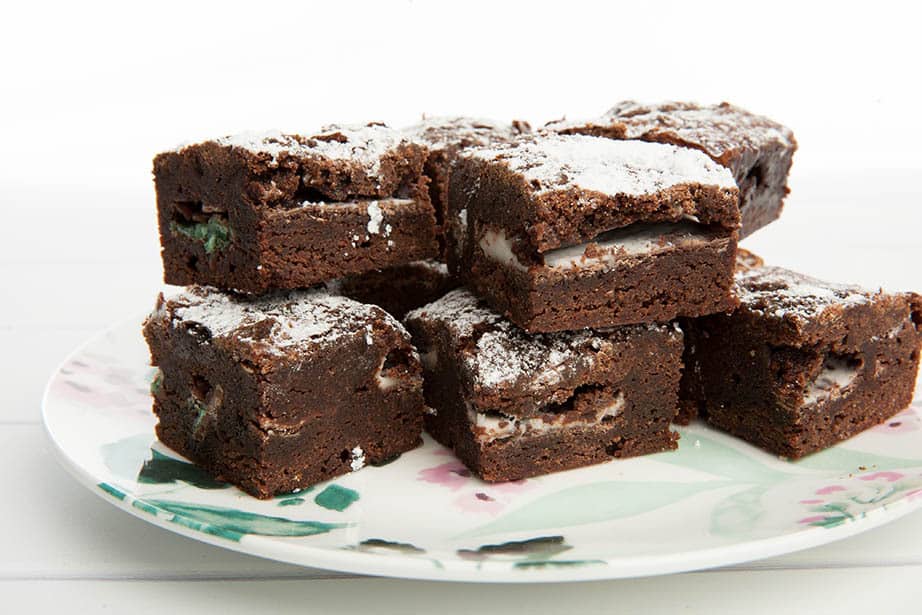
[352,538,426,554]
[146,499,351,541]
[792,447,922,472]
[514,559,606,569]
[458,535,571,561]
[137,449,229,490]
[807,515,850,529]
[278,497,305,507]
[314,484,360,512]
[657,430,790,484]
[709,485,770,537]
[460,480,732,538]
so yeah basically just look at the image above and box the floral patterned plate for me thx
[43,318,922,582]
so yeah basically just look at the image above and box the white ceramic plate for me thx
[43,318,922,582]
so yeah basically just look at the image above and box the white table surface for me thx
[3,169,922,612]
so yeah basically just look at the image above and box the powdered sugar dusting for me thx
[407,289,676,392]
[468,134,736,197]
[184,123,406,177]
[404,116,529,151]
[736,266,871,322]
[407,288,501,339]
[209,130,296,160]
[550,101,795,159]
[308,123,404,174]
[366,201,383,234]
[158,286,402,354]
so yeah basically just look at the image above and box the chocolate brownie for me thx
[154,123,438,293]
[404,116,530,261]
[329,259,458,320]
[142,286,424,498]
[404,289,683,482]
[548,101,796,238]
[680,262,922,457]
[675,248,764,424]
[450,133,741,332]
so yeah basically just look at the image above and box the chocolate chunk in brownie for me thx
[142,286,424,498]
[154,123,438,293]
[450,133,741,332]
[404,289,683,482]
[548,101,796,238]
[404,116,530,262]
[680,261,922,457]
[328,259,458,320]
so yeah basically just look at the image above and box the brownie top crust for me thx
[152,285,407,358]
[404,116,531,151]
[736,266,870,322]
[191,123,403,175]
[732,265,919,346]
[467,133,737,197]
[159,122,427,202]
[548,101,796,163]
[406,288,680,402]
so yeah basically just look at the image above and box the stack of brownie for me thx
[144,104,922,498]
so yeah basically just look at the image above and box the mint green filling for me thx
[149,369,163,396]
[170,216,232,254]
[189,398,208,434]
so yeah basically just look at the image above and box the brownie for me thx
[154,123,438,293]
[675,248,764,424]
[142,286,425,498]
[404,116,530,262]
[328,259,458,320]
[680,262,922,457]
[548,101,796,238]
[404,289,683,482]
[450,133,741,333]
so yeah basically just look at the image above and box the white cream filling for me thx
[471,393,625,443]
[350,446,366,471]
[542,221,710,269]
[803,357,860,406]
[478,222,713,274]
[374,355,400,391]
[479,229,528,271]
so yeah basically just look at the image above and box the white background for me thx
[2,1,922,612]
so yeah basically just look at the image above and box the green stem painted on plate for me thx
[98,482,126,500]
[146,499,351,542]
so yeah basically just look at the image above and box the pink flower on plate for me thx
[799,498,824,505]
[904,488,922,502]
[798,515,828,524]
[859,471,904,483]
[871,409,920,434]
[450,481,536,515]
[816,485,846,495]
[452,491,505,515]
[417,461,472,491]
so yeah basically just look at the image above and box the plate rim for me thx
[41,319,922,583]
